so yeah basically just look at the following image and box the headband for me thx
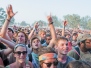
[39,53,57,61]
[14,43,27,51]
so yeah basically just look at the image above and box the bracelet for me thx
[6,19,10,22]
[48,22,53,25]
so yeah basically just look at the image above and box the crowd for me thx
[0,5,91,68]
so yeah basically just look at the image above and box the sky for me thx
[0,0,91,25]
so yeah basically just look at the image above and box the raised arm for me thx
[0,37,16,56]
[0,5,17,40]
[28,22,39,40]
[47,14,57,47]
[62,20,68,36]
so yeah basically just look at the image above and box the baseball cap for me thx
[8,28,14,33]
[77,34,91,43]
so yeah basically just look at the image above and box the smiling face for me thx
[17,32,26,44]
[31,38,41,49]
[56,39,68,55]
[14,46,27,63]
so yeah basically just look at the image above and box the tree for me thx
[0,8,6,25]
[87,18,91,29]
[80,16,91,29]
[32,20,47,27]
[52,15,62,27]
[0,7,15,26]
[20,21,28,26]
[64,14,81,28]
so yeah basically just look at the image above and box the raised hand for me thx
[34,22,39,29]
[6,5,17,20]
[64,20,68,26]
[47,14,53,23]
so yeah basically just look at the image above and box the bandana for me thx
[39,53,57,61]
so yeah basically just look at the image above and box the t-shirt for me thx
[32,52,39,68]
[42,42,48,47]
[57,56,75,68]
[0,50,6,60]
[79,49,91,61]
[0,50,9,66]
[67,46,91,61]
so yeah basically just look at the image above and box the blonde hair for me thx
[38,30,46,35]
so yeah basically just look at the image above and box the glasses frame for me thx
[43,61,58,67]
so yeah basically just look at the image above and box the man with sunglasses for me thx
[38,46,58,68]
[68,34,91,61]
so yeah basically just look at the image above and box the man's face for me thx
[85,39,91,49]
[46,36,51,44]
[66,34,71,40]
[72,35,77,41]
[7,29,13,38]
[32,38,41,49]
[40,32,46,40]
[56,40,68,55]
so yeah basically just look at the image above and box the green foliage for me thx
[0,7,15,25]
[32,20,47,27]
[0,8,6,24]
[52,15,62,27]
[20,21,28,26]
[64,14,81,28]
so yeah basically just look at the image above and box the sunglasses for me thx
[14,51,27,55]
[43,61,58,67]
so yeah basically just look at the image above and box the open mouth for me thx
[35,44,38,46]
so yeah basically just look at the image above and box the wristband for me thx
[49,22,53,25]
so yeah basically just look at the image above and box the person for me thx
[38,46,58,68]
[38,30,46,44]
[7,28,14,40]
[55,37,75,68]
[66,60,91,68]
[8,31,32,64]
[6,44,33,68]
[42,34,52,47]
[71,33,78,47]
[0,4,17,42]
[30,35,42,68]
[0,5,31,64]
[67,34,91,61]
[0,36,16,66]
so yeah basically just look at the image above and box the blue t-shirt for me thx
[32,52,39,68]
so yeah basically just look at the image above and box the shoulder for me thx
[67,49,76,56]
[42,42,47,46]
[67,56,75,61]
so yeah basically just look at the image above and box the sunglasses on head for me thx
[43,61,58,67]
[14,51,27,55]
